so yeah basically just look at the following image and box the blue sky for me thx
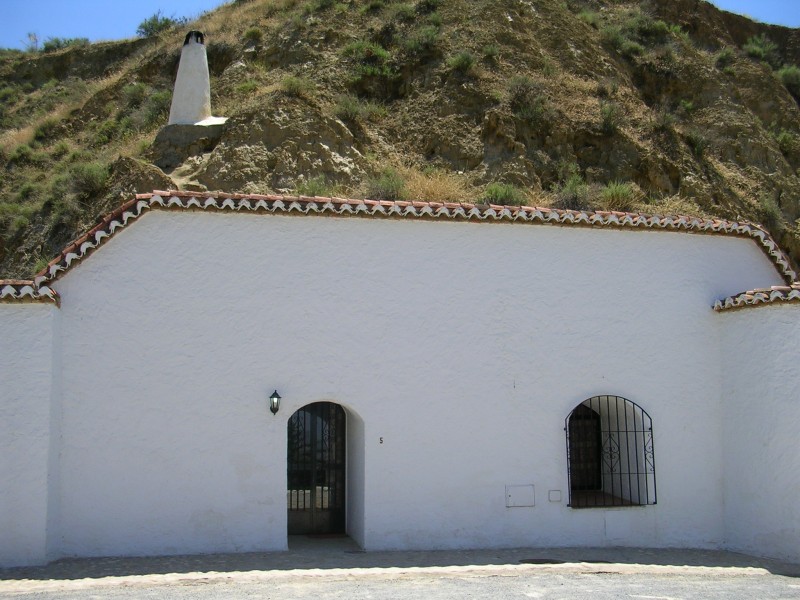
[3,0,800,50]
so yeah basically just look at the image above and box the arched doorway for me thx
[567,403,603,493]
[565,395,657,508]
[287,402,346,535]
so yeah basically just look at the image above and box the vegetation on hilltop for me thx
[1,0,800,277]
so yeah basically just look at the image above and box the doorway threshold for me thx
[288,535,363,554]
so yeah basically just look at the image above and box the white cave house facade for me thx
[1,191,799,568]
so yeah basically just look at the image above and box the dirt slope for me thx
[1,0,799,277]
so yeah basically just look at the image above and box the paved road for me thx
[2,541,799,599]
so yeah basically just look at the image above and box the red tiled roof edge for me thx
[0,280,60,305]
[714,284,800,311]
[6,190,796,296]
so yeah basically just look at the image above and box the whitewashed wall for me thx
[2,210,795,565]
[0,304,57,567]
[720,305,800,563]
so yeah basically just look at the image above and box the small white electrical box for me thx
[505,484,535,507]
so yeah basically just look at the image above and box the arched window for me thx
[565,395,656,508]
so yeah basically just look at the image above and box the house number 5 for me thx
[379,437,384,444]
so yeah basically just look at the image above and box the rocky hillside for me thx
[2,0,800,277]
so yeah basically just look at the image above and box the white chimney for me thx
[168,31,213,125]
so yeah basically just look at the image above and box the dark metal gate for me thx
[287,402,346,535]
[565,395,657,508]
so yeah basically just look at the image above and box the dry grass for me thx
[400,166,474,203]
[649,194,711,218]
[191,0,300,45]
[0,126,35,153]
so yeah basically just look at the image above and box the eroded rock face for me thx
[195,99,366,192]
[105,156,175,211]
[150,123,226,170]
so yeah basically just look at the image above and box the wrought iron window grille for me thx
[565,395,657,508]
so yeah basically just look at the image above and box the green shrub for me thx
[778,65,800,97]
[359,0,385,13]
[0,85,20,105]
[600,25,643,57]
[578,10,600,28]
[482,183,526,206]
[10,213,31,234]
[669,23,690,44]
[362,102,387,122]
[344,40,391,64]
[624,11,670,44]
[599,24,624,48]
[595,78,618,98]
[66,149,91,164]
[599,181,635,211]
[50,140,71,159]
[136,10,186,37]
[281,76,314,98]
[715,46,734,69]
[41,37,89,52]
[296,175,334,196]
[651,109,675,133]
[507,75,535,104]
[482,44,499,61]
[426,11,442,27]
[33,118,60,142]
[599,10,673,58]
[366,167,405,200]
[0,202,38,234]
[140,90,172,127]
[335,94,361,121]
[678,99,694,117]
[235,80,259,94]
[554,173,590,211]
[416,0,440,14]
[46,191,82,227]
[393,3,416,21]
[775,129,798,155]
[122,82,148,108]
[15,181,42,203]
[640,18,670,42]
[508,76,554,131]
[448,51,475,74]
[94,119,118,145]
[685,130,708,158]
[600,101,622,135]
[136,139,152,156]
[244,27,263,43]
[540,57,557,77]
[743,33,780,69]
[756,195,783,232]
[404,25,439,55]
[118,116,134,138]
[334,95,385,122]
[70,161,109,197]
[9,144,47,166]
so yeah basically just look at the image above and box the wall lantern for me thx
[269,390,281,415]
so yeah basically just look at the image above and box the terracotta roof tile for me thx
[0,280,59,305]
[2,190,797,310]
[714,284,800,312]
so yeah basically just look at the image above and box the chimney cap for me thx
[183,31,205,46]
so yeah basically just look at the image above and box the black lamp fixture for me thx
[269,390,281,415]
